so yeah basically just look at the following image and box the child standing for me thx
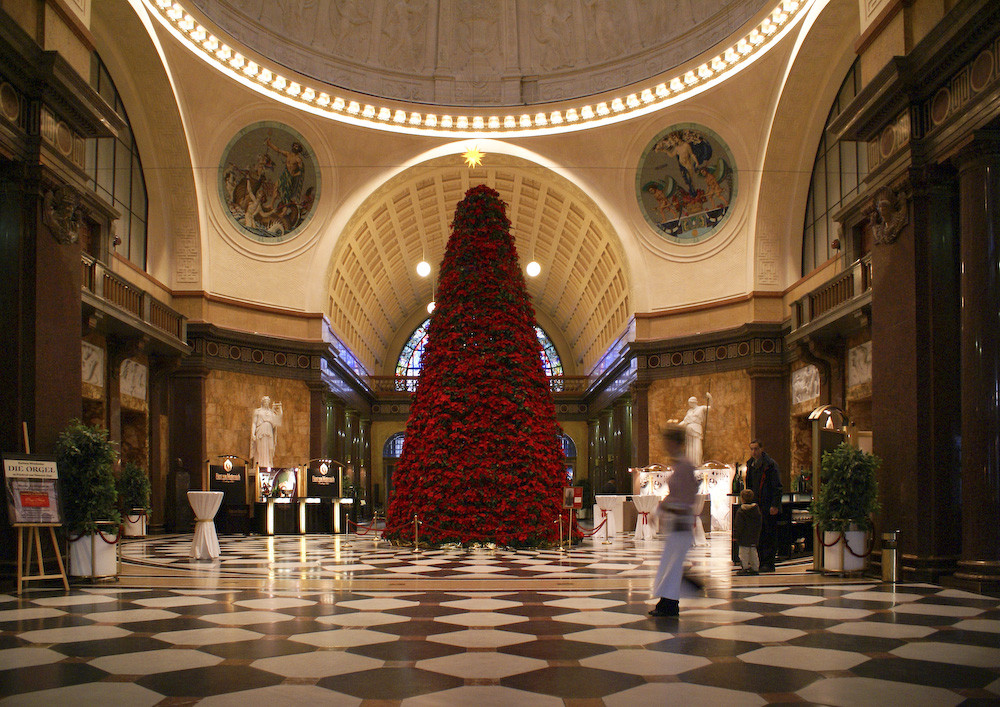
[733,488,762,576]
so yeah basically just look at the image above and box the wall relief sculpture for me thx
[42,185,84,245]
[791,365,820,406]
[637,124,737,244]
[218,122,320,243]
[868,184,908,245]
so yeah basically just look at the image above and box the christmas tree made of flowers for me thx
[383,185,565,547]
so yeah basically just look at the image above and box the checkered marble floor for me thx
[1,533,997,704]
[116,531,815,590]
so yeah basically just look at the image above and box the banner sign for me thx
[306,466,339,498]
[563,486,583,510]
[3,455,62,524]
[209,464,246,505]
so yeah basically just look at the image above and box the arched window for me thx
[559,432,577,482]
[802,59,868,275]
[395,318,563,391]
[86,53,149,270]
[383,432,406,458]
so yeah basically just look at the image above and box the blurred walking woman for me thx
[649,424,698,617]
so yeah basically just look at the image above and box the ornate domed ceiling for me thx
[189,0,768,107]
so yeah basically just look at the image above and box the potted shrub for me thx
[56,421,121,577]
[810,442,880,572]
[118,462,151,537]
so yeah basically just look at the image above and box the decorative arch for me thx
[91,1,204,288]
[326,153,631,377]
[751,0,860,289]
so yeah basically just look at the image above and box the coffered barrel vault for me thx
[327,156,631,375]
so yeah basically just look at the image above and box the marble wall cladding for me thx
[648,369,751,467]
[205,370,311,469]
[790,414,812,483]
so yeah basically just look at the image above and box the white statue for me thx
[250,396,283,469]
[679,392,712,466]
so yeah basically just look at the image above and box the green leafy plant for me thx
[810,442,880,533]
[56,420,121,535]
[118,462,151,514]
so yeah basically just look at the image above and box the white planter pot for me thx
[823,529,867,572]
[69,533,118,577]
[123,511,147,538]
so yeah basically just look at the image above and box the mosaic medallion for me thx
[636,123,736,244]
[219,121,319,243]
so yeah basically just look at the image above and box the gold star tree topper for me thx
[462,145,485,168]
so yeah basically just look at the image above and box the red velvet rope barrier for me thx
[346,517,381,537]
[573,516,608,538]
[67,523,122,544]
[814,526,876,558]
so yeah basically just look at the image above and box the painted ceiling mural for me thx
[636,123,737,244]
[218,121,320,243]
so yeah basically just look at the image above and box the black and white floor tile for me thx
[0,532,996,705]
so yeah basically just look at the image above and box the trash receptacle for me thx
[881,530,899,583]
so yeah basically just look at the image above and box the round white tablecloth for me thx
[594,496,620,540]
[632,495,660,541]
[188,491,224,560]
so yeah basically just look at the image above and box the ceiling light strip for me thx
[144,0,810,137]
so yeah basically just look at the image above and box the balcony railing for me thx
[790,254,872,332]
[368,374,590,395]
[81,254,187,343]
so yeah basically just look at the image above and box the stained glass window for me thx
[383,432,406,458]
[395,318,563,391]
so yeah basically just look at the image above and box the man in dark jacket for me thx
[746,439,782,572]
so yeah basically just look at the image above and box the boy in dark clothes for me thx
[733,488,762,575]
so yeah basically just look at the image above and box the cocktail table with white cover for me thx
[632,494,660,540]
[187,491,224,560]
[594,495,620,541]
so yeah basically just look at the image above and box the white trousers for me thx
[652,527,693,600]
[739,545,759,571]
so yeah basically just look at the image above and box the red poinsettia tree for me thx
[384,185,566,547]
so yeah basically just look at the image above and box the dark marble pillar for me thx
[307,384,328,462]
[748,370,789,481]
[955,133,1000,591]
[630,380,650,467]
[871,169,962,580]
[167,368,207,532]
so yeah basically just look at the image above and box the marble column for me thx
[748,370,789,481]
[630,379,650,467]
[167,368,207,532]
[955,132,1000,591]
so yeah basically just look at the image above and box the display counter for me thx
[253,497,354,535]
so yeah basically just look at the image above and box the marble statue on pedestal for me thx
[679,392,712,466]
[250,396,283,469]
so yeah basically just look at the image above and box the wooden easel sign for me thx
[3,454,68,592]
